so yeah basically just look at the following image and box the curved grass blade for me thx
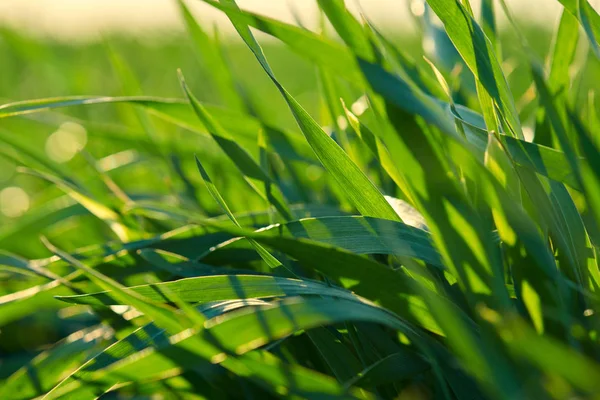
[128,203,477,336]
[201,215,443,268]
[55,274,357,306]
[555,0,600,58]
[197,0,364,84]
[46,298,385,399]
[0,327,105,400]
[343,351,429,388]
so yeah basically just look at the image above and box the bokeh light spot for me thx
[45,121,88,163]
[0,186,30,218]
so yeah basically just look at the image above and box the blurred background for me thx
[0,0,573,41]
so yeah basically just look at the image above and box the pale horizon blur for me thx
[0,0,591,42]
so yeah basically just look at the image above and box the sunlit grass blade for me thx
[0,327,106,399]
[555,0,600,58]
[179,72,294,222]
[55,274,357,306]
[200,215,443,268]
[425,0,523,139]
[197,0,364,84]
[206,0,401,223]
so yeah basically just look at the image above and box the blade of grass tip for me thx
[19,167,133,242]
[40,237,187,334]
[362,20,446,99]
[193,154,289,273]
[422,56,470,141]
[209,0,401,223]
[178,70,294,222]
[317,0,456,133]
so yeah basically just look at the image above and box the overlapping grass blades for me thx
[1,0,600,398]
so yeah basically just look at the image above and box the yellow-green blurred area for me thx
[0,29,328,258]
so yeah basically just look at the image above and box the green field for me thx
[1,0,600,398]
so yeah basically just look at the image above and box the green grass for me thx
[1,0,600,398]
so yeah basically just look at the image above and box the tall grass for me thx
[1,0,600,398]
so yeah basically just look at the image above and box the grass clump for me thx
[1,0,600,399]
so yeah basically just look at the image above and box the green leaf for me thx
[425,0,523,138]
[555,0,600,58]
[55,274,357,306]
[206,0,401,223]
[197,0,364,84]
[179,73,293,222]
[0,327,105,400]
[128,203,474,336]
[201,215,443,268]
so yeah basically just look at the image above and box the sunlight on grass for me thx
[1,0,600,398]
